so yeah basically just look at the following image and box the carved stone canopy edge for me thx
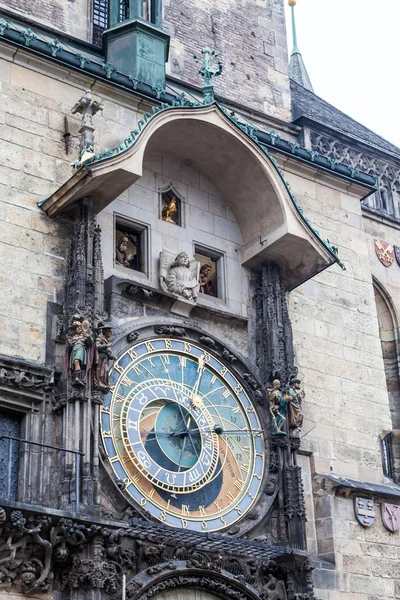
[315,473,400,500]
[104,275,248,323]
[39,103,343,290]
[0,353,55,399]
[0,498,294,562]
[127,518,294,561]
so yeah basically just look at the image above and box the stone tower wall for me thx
[0,0,291,120]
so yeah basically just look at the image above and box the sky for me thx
[284,0,400,147]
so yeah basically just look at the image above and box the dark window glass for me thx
[93,0,109,46]
[0,412,21,500]
[120,0,129,20]
[93,1,159,45]
[381,432,393,480]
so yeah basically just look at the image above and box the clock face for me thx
[101,337,265,532]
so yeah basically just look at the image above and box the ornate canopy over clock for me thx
[100,333,266,532]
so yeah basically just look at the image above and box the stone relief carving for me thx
[254,263,294,390]
[62,201,107,341]
[159,250,200,301]
[154,325,186,336]
[0,509,100,595]
[0,504,322,600]
[0,363,53,391]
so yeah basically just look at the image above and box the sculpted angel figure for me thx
[159,250,200,301]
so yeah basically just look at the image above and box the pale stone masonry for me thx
[1,0,291,119]
[285,171,391,482]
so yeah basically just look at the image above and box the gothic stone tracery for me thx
[310,130,400,219]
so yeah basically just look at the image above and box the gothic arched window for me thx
[374,281,400,482]
[379,176,395,216]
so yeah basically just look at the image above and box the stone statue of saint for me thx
[288,377,304,430]
[66,316,94,386]
[93,325,116,392]
[159,251,200,301]
[268,379,291,435]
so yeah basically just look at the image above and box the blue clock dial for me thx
[101,337,265,532]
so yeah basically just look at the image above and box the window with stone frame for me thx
[194,245,224,300]
[115,217,148,274]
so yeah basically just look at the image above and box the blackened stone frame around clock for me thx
[100,321,280,538]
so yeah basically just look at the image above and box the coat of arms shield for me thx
[374,239,394,267]
[394,246,400,267]
[354,497,375,528]
[381,503,400,533]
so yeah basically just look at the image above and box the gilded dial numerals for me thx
[100,337,265,532]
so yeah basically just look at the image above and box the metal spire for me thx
[288,0,314,93]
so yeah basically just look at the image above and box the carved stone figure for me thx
[260,574,287,600]
[66,316,94,386]
[162,195,178,223]
[93,326,116,391]
[268,379,291,435]
[288,377,304,430]
[199,263,216,296]
[116,235,135,268]
[71,89,104,156]
[159,250,200,301]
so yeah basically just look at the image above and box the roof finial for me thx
[288,0,314,92]
[193,48,223,105]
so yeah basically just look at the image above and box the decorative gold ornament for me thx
[162,195,178,223]
[191,395,204,410]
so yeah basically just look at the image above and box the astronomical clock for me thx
[100,329,267,533]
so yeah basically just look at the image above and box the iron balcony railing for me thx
[0,436,83,513]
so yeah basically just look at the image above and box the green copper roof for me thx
[0,13,375,272]
[71,99,346,271]
[289,5,314,93]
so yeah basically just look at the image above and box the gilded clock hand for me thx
[174,402,199,460]
[177,414,191,472]
[191,354,205,402]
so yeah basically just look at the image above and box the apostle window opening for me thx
[115,217,148,274]
[194,245,224,300]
